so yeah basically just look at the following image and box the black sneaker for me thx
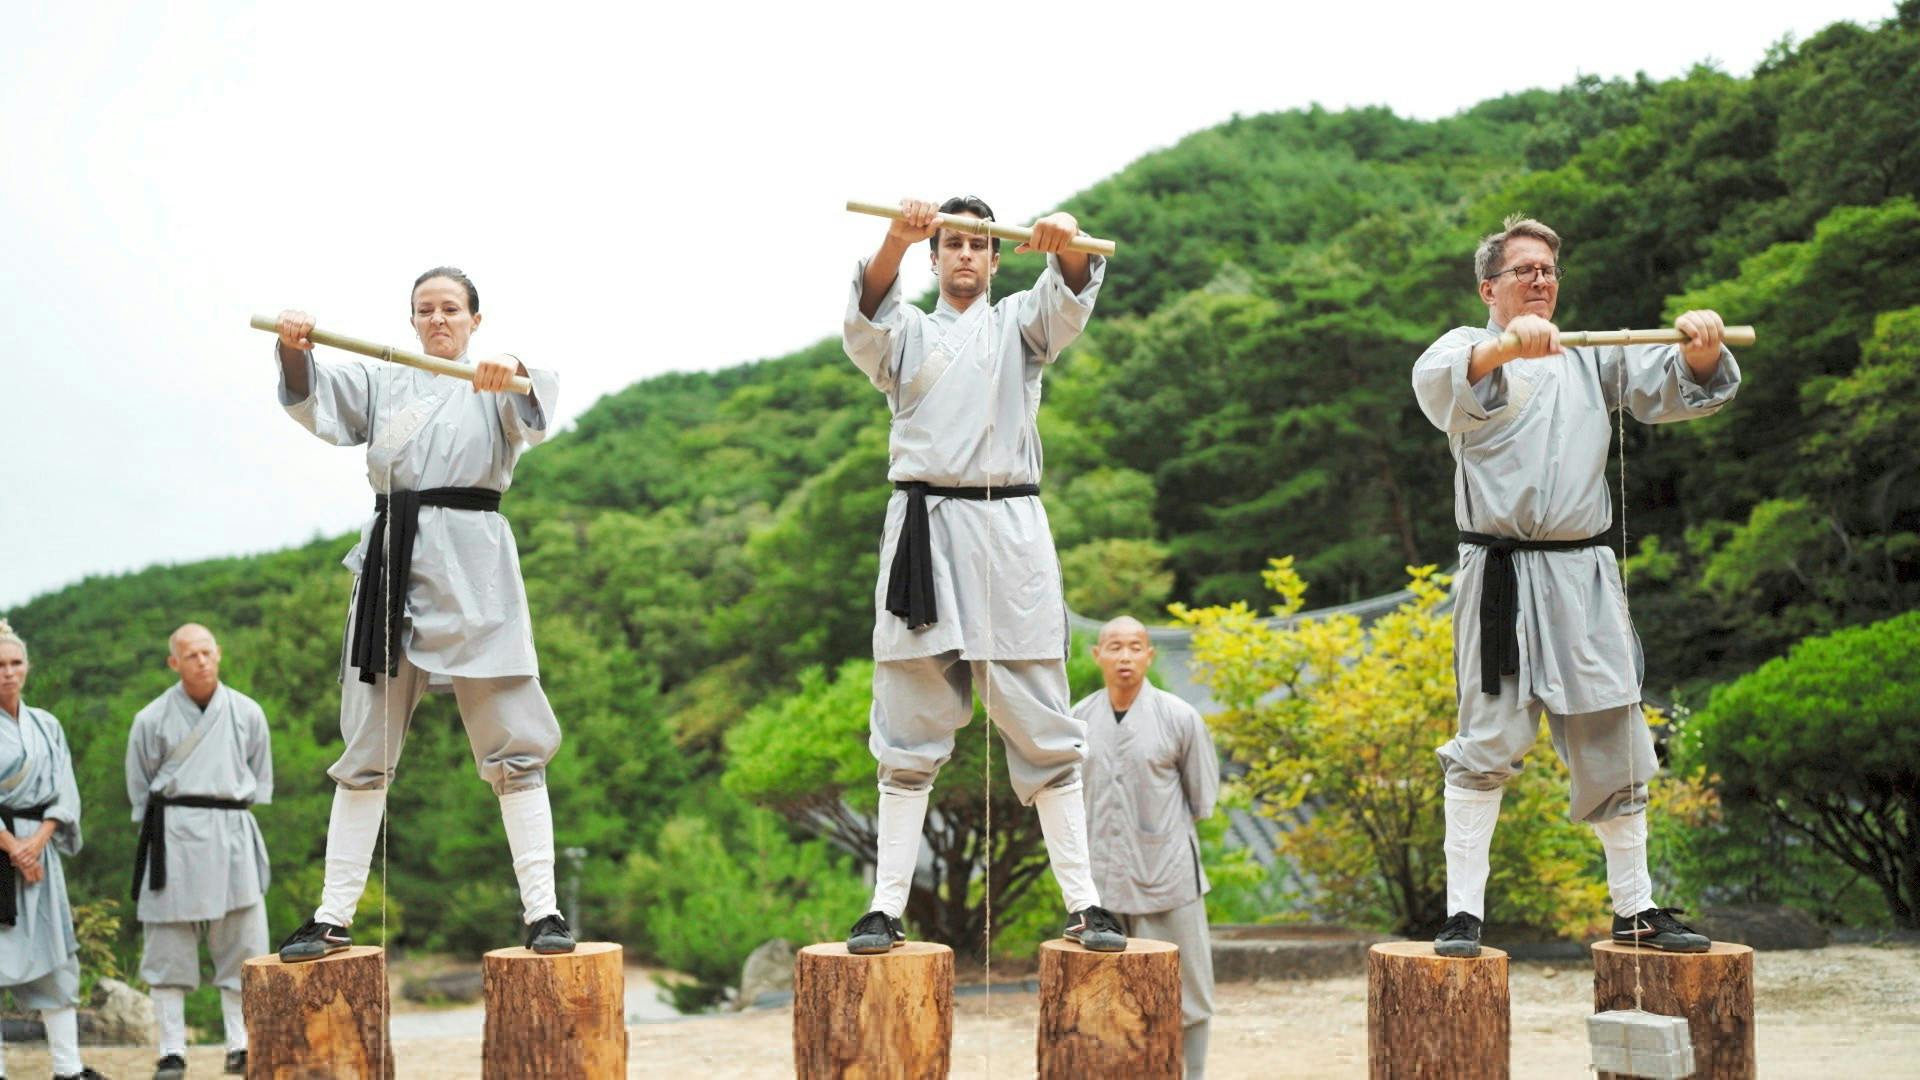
[56,1070,110,1080]
[1613,907,1711,952]
[525,913,576,954]
[154,1053,187,1080]
[1434,911,1483,958]
[279,918,352,962]
[846,910,906,955]
[1064,905,1127,952]
[224,1049,247,1075]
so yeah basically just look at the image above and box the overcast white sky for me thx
[0,0,1897,608]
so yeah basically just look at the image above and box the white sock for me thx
[499,786,560,923]
[0,1012,8,1075]
[1592,811,1654,917]
[1443,784,1504,920]
[869,785,930,919]
[1034,782,1100,914]
[43,1006,82,1076]
[221,986,247,1052]
[152,986,189,1056]
[315,786,389,927]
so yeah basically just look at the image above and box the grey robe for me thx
[0,703,81,987]
[127,683,273,923]
[1074,685,1219,915]
[278,345,557,681]
[843,254,1104,661]
[1412,321,1740,713]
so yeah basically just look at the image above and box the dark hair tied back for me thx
[929,196,999,254]
[412,266,479,314]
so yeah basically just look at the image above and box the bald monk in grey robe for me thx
[270,266,572,962]
[1411,215,1738,958]
[0,619,105,1080]
[1075,617,1220,1077]
[127,624,271,1076]
[840,196,1128,954]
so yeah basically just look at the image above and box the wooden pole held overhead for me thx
[846,200,1118,257]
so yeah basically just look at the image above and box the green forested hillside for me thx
[10,3,1917,1003]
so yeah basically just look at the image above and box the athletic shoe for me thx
[1613,907,1711,952]
[55,1069,111,1080]
[1064,905,1127,952]
[846,910,906,955]
[1434,911,1484,958]
[279,918,353,962]
[525,913,577,954]
[225,1049,247,1075]
[154,1054,187,1080]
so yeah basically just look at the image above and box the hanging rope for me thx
[378,413,394,1072]
[1615,340,1647,1020]
[981,281,998,1078]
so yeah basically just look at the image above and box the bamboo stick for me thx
[846,200,1118,257]
[1497,325,1756,350]
[249,314,534,395]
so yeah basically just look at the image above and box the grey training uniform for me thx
[277,344,562,794]
[844,254,1105,804]
[0,704,83,1008]
[1411,321,1739,820]
[1076,685,1219,1077]
[127,683,273,990]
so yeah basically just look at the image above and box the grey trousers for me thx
[140,901,268,991]
[1120,897,1214,1078]
[1,954,79,1009]
[870,653,1085,805]
[332,651,560,795]
[1437,676,1656,823]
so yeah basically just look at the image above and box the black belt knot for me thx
[1,799,56,926]
[1460,530,1612,696]
[350,486,503,684]
[886,481,1041,630]
[132,795,253,901]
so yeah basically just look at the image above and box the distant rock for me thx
[1694,904,1830,951]
[402,969,485,1003]
[737,938,795,1010]
[82,977,156,1045]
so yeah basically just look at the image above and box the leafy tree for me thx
[1683,611,1920,927]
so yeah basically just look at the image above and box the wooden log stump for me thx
[793,941,953,1080]
[241,945,394,1079]
[1036,938,1182,1080]
[1592,940,1755,1080]
[481,942,627,1079]
[1366,942,1509,1079]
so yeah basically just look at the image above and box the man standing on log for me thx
[840,196,1127,954]
[127,624,272,1079]
[1075,616,1218,1076]
[1412,215,1738,958]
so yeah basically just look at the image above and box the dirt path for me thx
[21,944,1916,1077]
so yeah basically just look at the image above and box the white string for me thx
[378,389,393,1072]
[1614,339,1644,1017]
[980,270,997,1079]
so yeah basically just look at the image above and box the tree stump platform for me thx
[481,942,627,1079]
[1592,940,1755,1079]
[793,942,952,1079]
[1366,941,1509,1079]
[241,945,394,1079]
[1036,938,1182,1080]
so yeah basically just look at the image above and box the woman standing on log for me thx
[0,621,107,1080]
[270,267,574,961]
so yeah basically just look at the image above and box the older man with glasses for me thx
[1410,214,1741,960]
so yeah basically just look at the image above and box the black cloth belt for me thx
[351,487,503,684]
[886,481,1041,630]
[1459,530,1613,696]
[132,794,252,901]
[1,799,56,927]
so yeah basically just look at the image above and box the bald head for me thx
[167,623,222,704]
[1092,616,1153,700]
[1097,616,1149,648]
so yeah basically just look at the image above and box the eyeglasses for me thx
[1485,263,1566,284]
